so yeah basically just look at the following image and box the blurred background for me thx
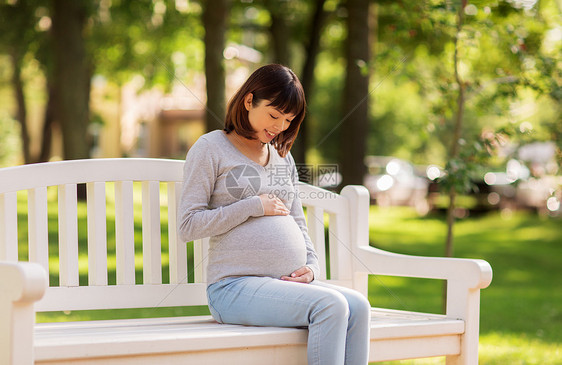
[0,0,561,363]
[0,0,560,217]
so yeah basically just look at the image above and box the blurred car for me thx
[483,141,561,216]
[484,160,561,216]
[363,156,431,215]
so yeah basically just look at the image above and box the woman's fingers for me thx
[259,194,289,216]
[281,266,314,284]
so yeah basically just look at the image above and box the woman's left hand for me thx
[281,266,314,284]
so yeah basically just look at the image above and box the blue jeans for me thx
[207,276,371,365]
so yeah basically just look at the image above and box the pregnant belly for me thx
[212,215,308,278]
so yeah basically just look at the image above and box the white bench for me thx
[0,158,492,364]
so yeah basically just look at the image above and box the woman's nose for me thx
[276,119,289,131]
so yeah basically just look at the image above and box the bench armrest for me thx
[0,262,47,302]
[341,185,492,363]
[341,184,492,290]
[354,244,493,290]
[0,262,48,364]
[352,246,491,364]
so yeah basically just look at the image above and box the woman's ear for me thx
[244,93,253,111]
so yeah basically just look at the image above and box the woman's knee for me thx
[347,291,371,321]
[314,290,350,322]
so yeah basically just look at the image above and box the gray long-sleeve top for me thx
[178,130,320,285]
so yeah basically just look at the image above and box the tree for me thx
[444,0,467,261]
[264,0,292,67]
[203,0,230,132]
[34,15,57,163]
[340,0,370,187]
[429,0,557,310]
[0,0,37,164]
[259,0,331,164]
[51,0,92,160]
[294,0,329,165]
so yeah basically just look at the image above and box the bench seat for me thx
[34,309,464,364]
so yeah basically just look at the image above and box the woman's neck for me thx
[233,132,267,152]
[229,131,270,166]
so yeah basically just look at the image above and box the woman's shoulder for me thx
[183,130,231,174]
[196,129,227,145]
[188,130,228,154]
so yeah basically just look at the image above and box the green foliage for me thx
[0,0,37,53]
[438,126,515,194]
[368,80,432,161]
[307,54,345,163]
[0,0,558,176]
[90,0,205,88]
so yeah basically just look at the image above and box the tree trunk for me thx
[203,0,229,132]
[10,50,32,164]
[39,82,56,163]
[340,0,370,187]
[51,0,91,161]
[443,0,467,313]
[445,0,467,259]
[1,0,35,163]
[292,0,328,165]
[265,0,291,67]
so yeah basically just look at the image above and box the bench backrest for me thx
[0,159,355,313]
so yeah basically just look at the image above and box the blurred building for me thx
[89,46,259,160]
[117,74,207,159]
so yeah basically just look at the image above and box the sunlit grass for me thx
[368,206,562,364]
[384,332,561,365]
[479,332,562,365]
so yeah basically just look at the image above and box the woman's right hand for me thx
[259,194,290,216]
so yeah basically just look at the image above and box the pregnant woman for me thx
[178,64,370,365]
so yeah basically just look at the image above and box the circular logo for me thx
[225,164,261,200]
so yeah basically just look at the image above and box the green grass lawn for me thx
[368,207,561,364]
[14,191,562,364]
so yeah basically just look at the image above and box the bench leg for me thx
[446,284,482,365]
[0,303,36,364]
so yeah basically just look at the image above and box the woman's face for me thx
[244,93,295,144]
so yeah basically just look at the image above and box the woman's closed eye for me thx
[269,114,279,120]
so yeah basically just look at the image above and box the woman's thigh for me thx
[207,276,349,327]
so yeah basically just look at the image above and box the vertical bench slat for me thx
[307,206,327,281]
[114,181,135,285]
[87,182,108,286]
[194,237,209,283]
[167,182,187,284]
[328,212,353,281]
[58,184,79,287]
[0,192,18,261]
[142,181,162,285]
[27,187,50,280]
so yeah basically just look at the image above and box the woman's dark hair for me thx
[224,64,306,158]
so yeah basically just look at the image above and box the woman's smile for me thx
[265,129,277,139]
